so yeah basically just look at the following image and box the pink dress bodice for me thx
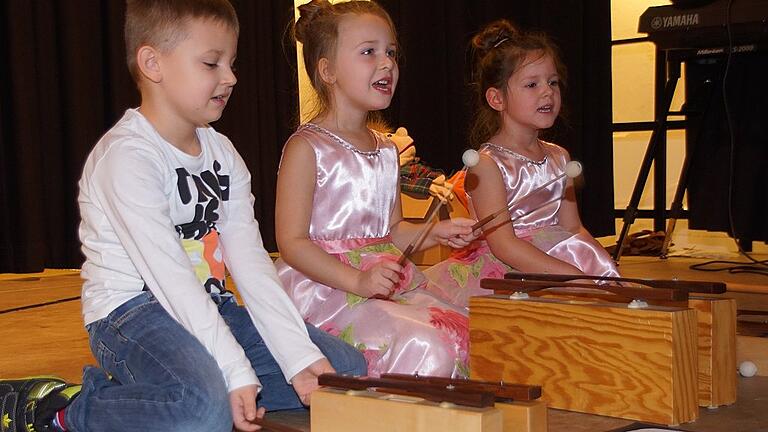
[294,123,398,241]
[471,141,568,237]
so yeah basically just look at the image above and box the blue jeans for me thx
[65,291,366,432]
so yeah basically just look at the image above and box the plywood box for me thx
[311,387,503,432]
[469,296,699,426]
[689,297,737,407]
[512,292,737,409]
[311,387,547,432]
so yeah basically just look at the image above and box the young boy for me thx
[0,1,366,431]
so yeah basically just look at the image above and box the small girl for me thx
[274,0,477,377]
[424,19,619,307]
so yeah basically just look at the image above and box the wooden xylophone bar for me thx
[481,278,689,302]
[318,373,496,408]
[504,271,727,293]
[380,372,542,401]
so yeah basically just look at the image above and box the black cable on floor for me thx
[689,260,768,277]
[0,296,81,315]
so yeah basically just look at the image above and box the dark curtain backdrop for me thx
[217,0,299,251]
[378,0,615,237]
[0,0,614,273]
[0,1,135,273]
[0,0,297,272]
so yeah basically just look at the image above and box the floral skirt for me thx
[423,225,620,307]
[275,236,469,377]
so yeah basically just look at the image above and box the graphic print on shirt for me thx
[175,160,230,294]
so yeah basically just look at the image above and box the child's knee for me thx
[335,342,368,376]
[171,384,232,432]
[350,350,368,376]
[198,397,233,432]
[307,325,367,375]
[320,337,367,376]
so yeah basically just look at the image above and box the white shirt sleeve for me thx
[90,141,259,392]
[217,140,325,382]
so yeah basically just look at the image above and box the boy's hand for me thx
[433,217,480,249]
[229,384,265,431]
[352,261,402,298]
[291,358,336,405]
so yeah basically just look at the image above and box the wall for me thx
[611,0,686,211]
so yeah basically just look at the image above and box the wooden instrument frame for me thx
[500,273,736,407]
[470,294,699,425]
[314,373,547,432]
[476,273,737,412]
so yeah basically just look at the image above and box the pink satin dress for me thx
[275,123,469,377]
[423,141,619,307]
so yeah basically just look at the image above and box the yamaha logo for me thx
[657,13,700,29]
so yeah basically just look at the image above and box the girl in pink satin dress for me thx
[424,20,619,307]
[274,1,477,377]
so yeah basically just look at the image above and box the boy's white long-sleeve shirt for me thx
[78,109,324,392]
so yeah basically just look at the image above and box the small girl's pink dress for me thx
[423,141,619,307]
[275,123,468,377]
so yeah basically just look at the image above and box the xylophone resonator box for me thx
[469,295,699,426]
[310,387,547,432]
[688,296,736,407]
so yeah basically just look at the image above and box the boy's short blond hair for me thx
[125,0,239,82]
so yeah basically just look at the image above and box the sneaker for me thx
[0,377,79,432]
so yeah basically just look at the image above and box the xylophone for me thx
[470,272,736,425]
[311,373,547,432]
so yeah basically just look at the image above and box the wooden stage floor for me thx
[1,255,766,431]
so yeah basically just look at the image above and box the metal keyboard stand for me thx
[613,53,683,262]
[613,48,716,262]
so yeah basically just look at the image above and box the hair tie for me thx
[493,37,509,48]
